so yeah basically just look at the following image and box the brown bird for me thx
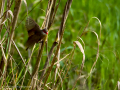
[25,17,48,50]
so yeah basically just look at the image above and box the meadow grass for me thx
[0,0,120,90]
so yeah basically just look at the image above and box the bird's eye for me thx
[43,30,48,34]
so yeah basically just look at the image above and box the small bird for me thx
[25,17,48,50]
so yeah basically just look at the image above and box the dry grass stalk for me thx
[32,0,54,77]
[72,17,101,89]
[43,0,73,88]
[39,0,61,86]
[12,40,32,77]
[27,0,55,89]
[20,45,36,90]
[0,0,5,33]
[7,0,21,59]
[0,0,21,89]
[0,0,6,78]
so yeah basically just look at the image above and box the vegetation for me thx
[0,0,120,89]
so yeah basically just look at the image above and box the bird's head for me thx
[42,28,48,35]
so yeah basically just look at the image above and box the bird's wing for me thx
[25,17,40,37]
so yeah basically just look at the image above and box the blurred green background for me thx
[1,0,120,89]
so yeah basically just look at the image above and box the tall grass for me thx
[0,0,120,90]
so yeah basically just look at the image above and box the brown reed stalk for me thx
[3,0,21,81]
[43,0,73,88]
[7,0,21,58]
[38,0,61,87]
[0,0,5,34]
[0,0,6,78]
[0,0,21,88]
[27,0,55,89]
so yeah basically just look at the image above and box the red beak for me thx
[43,30,48,34]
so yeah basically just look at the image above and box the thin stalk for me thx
[27,0,54,89]
[38,0,61,87]
[5,0,21,78]
[43,0,73,87]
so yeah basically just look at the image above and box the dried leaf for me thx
[7,10,14,19]
[23,0,28,15]
[0,10,13,25]
[73,41,85,61]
